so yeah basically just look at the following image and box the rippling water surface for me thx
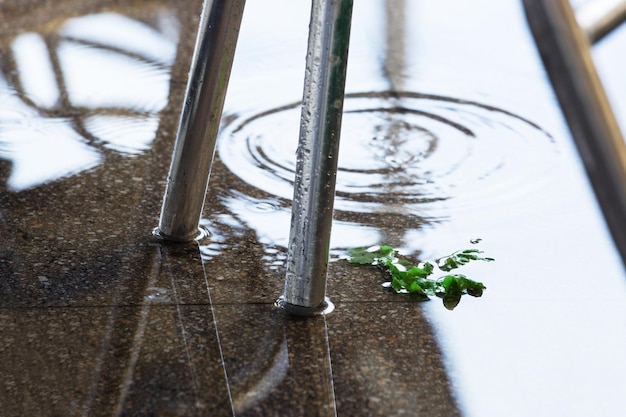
[219,91,558,221]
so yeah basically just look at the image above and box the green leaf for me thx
[437,249,495,272]
[392,275,403,292]
[387,263,406,291]
[438,275,464,310]
[408,281,426,295]
[346,243,493,310]
[347,246,398,266]
[422,262,434,274]
[457,276,486,297]
[436,274,486,300]
[347,247,382,265]
[406,266,431,279]
[378,245,395,257]
[443,294,461,310]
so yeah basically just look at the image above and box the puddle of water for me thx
[0,8,179,191]
[0,97,102,191]
[210,1,626,416]
[11,33,60,109]
[59,11,179,66]
[197,216,244,262]
[57,40,171,112]
[218,190,381,258]
[214,1,571,258]
[219,91,558,223]
[84,114,160,155]
[0,0,623,415]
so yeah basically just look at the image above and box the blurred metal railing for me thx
[523,0,626,268]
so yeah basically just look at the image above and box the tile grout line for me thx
[198,242,236,416]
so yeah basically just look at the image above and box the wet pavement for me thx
[1,0,626,416]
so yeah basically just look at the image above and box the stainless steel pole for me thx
[156,0,246,242]
[523,0,626,268]
[279,0,354,315]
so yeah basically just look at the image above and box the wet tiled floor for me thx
[1,0,626,416]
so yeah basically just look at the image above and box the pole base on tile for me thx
[275,296,335,316]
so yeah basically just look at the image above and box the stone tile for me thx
[214,304,338,417]
[0,304,232,416]
[327,302,461,417]
[211,301,459,417]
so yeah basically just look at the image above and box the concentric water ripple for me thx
[218,91,558,220]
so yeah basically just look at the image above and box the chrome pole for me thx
[279,0,354,315]
[523,0,626,268]
[156,0,246,242]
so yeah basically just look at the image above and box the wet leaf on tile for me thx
[347,243,493,310]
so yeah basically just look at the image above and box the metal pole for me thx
[156,0,246,242]
[576,0,626,44]
[523,0,626,268]
[278,0,354,315]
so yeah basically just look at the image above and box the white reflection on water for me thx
[220,191,381,252]
[0,110,102,191]
[84,115,160,155]
[59,12,179,66]
[11,33,60,109]
[57,40,171,112]
[0,10,179,191]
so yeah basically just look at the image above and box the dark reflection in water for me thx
[0,9,179,191]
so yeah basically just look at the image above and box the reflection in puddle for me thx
[11,33,60,109]
[84,115,160,154]
[218,190,381,259]
[203,188,380,270]
[59,12,178,66]
[198,215,245,262]
[57,39,172,112]
[0,10,179,191]
[220,92,557,217]
[217,91,559,254]
[214,305,337,416]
